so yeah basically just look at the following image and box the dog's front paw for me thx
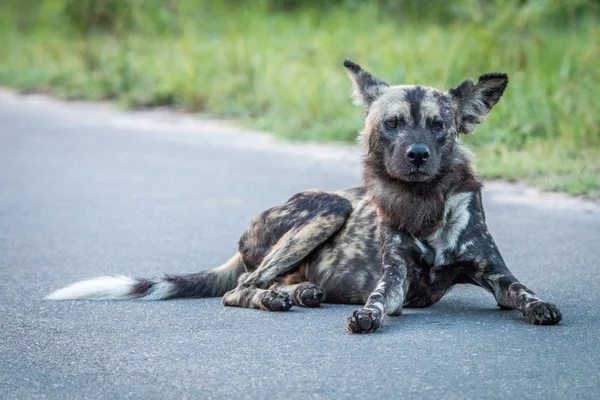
[524,301,562,325]
[295,282,324,308]
[346,308,381,334]
[260,290,293,312]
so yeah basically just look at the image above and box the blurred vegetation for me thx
[0,0,598,196]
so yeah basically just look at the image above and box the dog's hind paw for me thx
[260,290,293,312]
[346,308,381,334]
[524,301,562,325]
[295,282,324,308]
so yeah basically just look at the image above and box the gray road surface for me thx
[1,91,599,399]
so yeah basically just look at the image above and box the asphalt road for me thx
[1,91,599,400]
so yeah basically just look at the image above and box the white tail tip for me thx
[46,275,138,300]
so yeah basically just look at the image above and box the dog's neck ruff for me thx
[363,148,481,238]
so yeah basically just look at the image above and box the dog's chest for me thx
[416,192,473,268]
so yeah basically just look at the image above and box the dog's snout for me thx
[406,144,430,167]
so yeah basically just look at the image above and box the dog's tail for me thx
[45,253,245,301]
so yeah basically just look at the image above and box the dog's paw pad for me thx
[295,282,324,308]
[260,290,293,312]
[346,308,381,334]
[524,301,562,325]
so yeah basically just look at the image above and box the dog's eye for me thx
[385,117,405,129]
[431,119,444,131]
[385,120,398,129]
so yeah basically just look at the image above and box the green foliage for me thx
[0,0,598,195]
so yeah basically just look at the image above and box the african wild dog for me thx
[47,60,562,333]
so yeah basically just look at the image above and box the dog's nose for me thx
[406,144,430,167]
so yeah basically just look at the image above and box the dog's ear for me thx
[449,73,508,134]
[343,59,389,112]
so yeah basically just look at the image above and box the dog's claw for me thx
[346,308,381,334]
[524,301,562,325]
[260,290,293,312]
[295,282,324,308]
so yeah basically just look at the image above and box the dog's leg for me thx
[270,282,325,308]
[222,283,293,311]
[241,211,348,288]
[347,221,413,334]
[224,207,349,311]
[479,271,562,325]
[459,206,562,325]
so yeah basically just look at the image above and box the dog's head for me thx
[344,60,508,183]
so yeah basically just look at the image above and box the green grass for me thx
[0,1,598,197]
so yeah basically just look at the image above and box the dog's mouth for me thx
[406,170,431,182]
[385,167,433,183]
[383,155,439,183]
